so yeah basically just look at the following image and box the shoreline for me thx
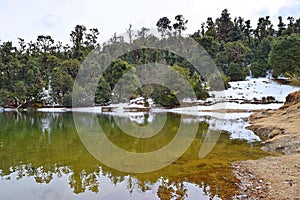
[232,91,300,199]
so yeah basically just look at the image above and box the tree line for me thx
[0,9,300,108]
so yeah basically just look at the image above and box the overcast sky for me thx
[1,0,300,45]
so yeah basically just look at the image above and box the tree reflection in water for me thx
[0,112,269,199]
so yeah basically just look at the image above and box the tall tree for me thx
[173,15,188,36]
[285,16,295,35]
[200,23,205,36]
[126,24,134,44]
[156,17,172,39]
[137,27,150,39]
[205,17,217,39]
[227,17,243,42]
[37,35,54,53]
[295,18,300,34]
[254,16,274,41]
[243,20,252,43]
[216,9,234,42]
[277,16,286,37]
[84,28,99,49]
[18,38,26,53]
[70,25,87,60]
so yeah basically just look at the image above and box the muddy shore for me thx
[232,90,300,199]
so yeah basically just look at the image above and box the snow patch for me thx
[211,77,300,103]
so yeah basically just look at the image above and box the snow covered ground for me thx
[210,77,300,103]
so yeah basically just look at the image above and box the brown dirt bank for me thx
[232,90,300,199]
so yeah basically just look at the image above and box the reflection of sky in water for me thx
[40,117,51,134]
[39,113,64,144]
[182,116,260,142]
[0,167,220,200]
[106,111,259,143]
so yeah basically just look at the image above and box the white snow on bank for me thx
[69,106,102,113]
[102,111,154,125]
[166,77,300,116]
[3,108,18,112]
[182,115,259,142]
[169,107,252,119]
[169,102,283,118]
[37,107,70,112]
[210,77,300,102]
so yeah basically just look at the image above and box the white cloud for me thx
[0,0,299,45]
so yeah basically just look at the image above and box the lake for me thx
[0,111,270,199]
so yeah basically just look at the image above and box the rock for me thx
[282,90,300,108]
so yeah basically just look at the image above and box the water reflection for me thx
[0,112,270,199]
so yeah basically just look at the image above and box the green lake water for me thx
[0,112,270,199]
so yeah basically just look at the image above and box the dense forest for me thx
[0,9,300,108]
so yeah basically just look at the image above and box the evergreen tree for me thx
[216,9,234,42]
[277,16,286,37]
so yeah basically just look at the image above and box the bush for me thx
[208,72,230,91]
[250,60,268,78]
[266,96,275,101]
[227,62,243,81]
[62,93,72,107]
[150,85,180,108]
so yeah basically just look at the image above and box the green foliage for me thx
[208,72,230,91]
[224,41,251,65]
[205,17,218,39]
[95,76,112,105]
[250,60,268,78]
[227,62,243,81]
[269,34,300,77]
[256,37,272,61]
[149,85,180,108]
[51,67,73,101]
[112,66,139,103]
[216,9,234,42]
[60,59,81,78]
[254,16,274,41]
[0,89,12,106]
[62,93,72,107]
[14,81,27,103]
[103,59,137,91]
[192,35,220,58]
[190,71,208,99]
[285,73,300,86]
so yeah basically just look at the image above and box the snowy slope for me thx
[210,77,300,103]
